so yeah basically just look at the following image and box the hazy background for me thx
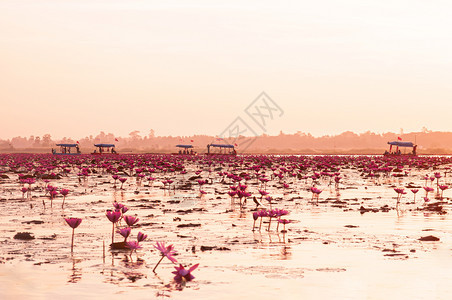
[1,0,451,140]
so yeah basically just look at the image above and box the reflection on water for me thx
[279,245,292,260]
[68,257,82,283]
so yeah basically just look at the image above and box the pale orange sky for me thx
[1,0,451,140]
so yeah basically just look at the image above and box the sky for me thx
[1,0,452,140]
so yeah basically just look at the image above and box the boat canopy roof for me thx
[176,144,193,148]
[210,143,235,148]
[388,141,414,147]
[94,144,115,148]
[56,143,78,147]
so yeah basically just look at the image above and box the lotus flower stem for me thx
[153,256,165,273]
[71,228,75,252]
[111,222,115,244]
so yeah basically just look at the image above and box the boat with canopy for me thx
[175,144,195,155]
[92,144,117,155]
[384,141,417,156]
[206,143,237,155]
[52,143,81,155]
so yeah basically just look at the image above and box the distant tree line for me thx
[1,129,451,154]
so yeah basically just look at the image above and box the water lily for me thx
[64,217,82,252]
[153,241,177,272]
[106,210,122,244]
[172,263,199,283]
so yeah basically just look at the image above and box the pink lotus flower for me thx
[423,186,434,198]
[119,177,127,189]
[106,210,122,244]
[124,215,139,227]
[106,210,122,223]
[277,218,292,232]
[252,211,259,231]
[439,185,448,191]
[252,211,259,220]
[65,217,82,252]
[411,189,419,202]
[311,187,322,202]
[228,191,237,198]
[137,232,147,242]
[60,189,69,197]
[21,187,28,198]
[154,242,177,263]
[153,241,177,272]
[394,188,407,204]
[277,219,292,225]
[113,201,124,210]
[119,227,131,241]
[439,184,448,198]
[259,190,269,196]
[126,241,142,253]
[257,209,268,231]
[65,217,82,229]
[60,189,69,208]
[172,264,199,283]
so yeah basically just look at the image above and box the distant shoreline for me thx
[1,148,451,155]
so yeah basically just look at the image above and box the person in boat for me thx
[112,147,116,154]
[76,145,81,154]
[52,148,56,154]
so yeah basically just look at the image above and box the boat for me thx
[52,143,81,155]
[174,144,195,155]
[92,144,117,155]
[206,143,237,155]
[384,141,417,156]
